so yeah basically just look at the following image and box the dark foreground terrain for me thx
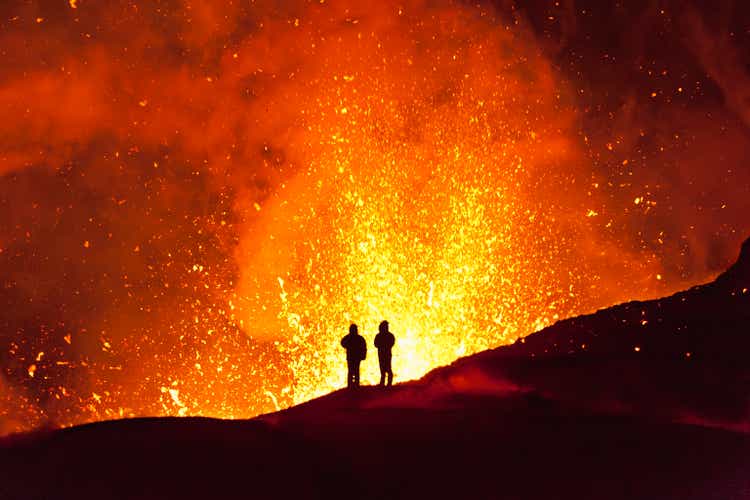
[2,238,749,499]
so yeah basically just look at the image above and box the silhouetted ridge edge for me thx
[715,235,750,286]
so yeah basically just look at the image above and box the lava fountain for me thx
[231,2,649,402]
[1,0,748,435]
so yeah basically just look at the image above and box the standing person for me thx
[340,323,366,388]
[374,320,395,386]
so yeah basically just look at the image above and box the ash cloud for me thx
[681,3,750,128]
[523,0,750,277]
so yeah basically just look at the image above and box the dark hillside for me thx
[1,237,749,499]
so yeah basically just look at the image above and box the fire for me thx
[229,4,643,402]
[1,0,749,436]
[231,6,593,401]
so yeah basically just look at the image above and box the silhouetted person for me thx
[341,323,366,388]
[374,320,395,386]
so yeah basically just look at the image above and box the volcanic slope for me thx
[2,238,749,500]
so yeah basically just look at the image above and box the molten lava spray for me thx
[1,0,749,434]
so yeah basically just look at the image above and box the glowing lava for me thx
[1,0,748,436]
[233,3,636,404]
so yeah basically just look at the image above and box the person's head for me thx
[349,323,358,335]
[379,320,389,334]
